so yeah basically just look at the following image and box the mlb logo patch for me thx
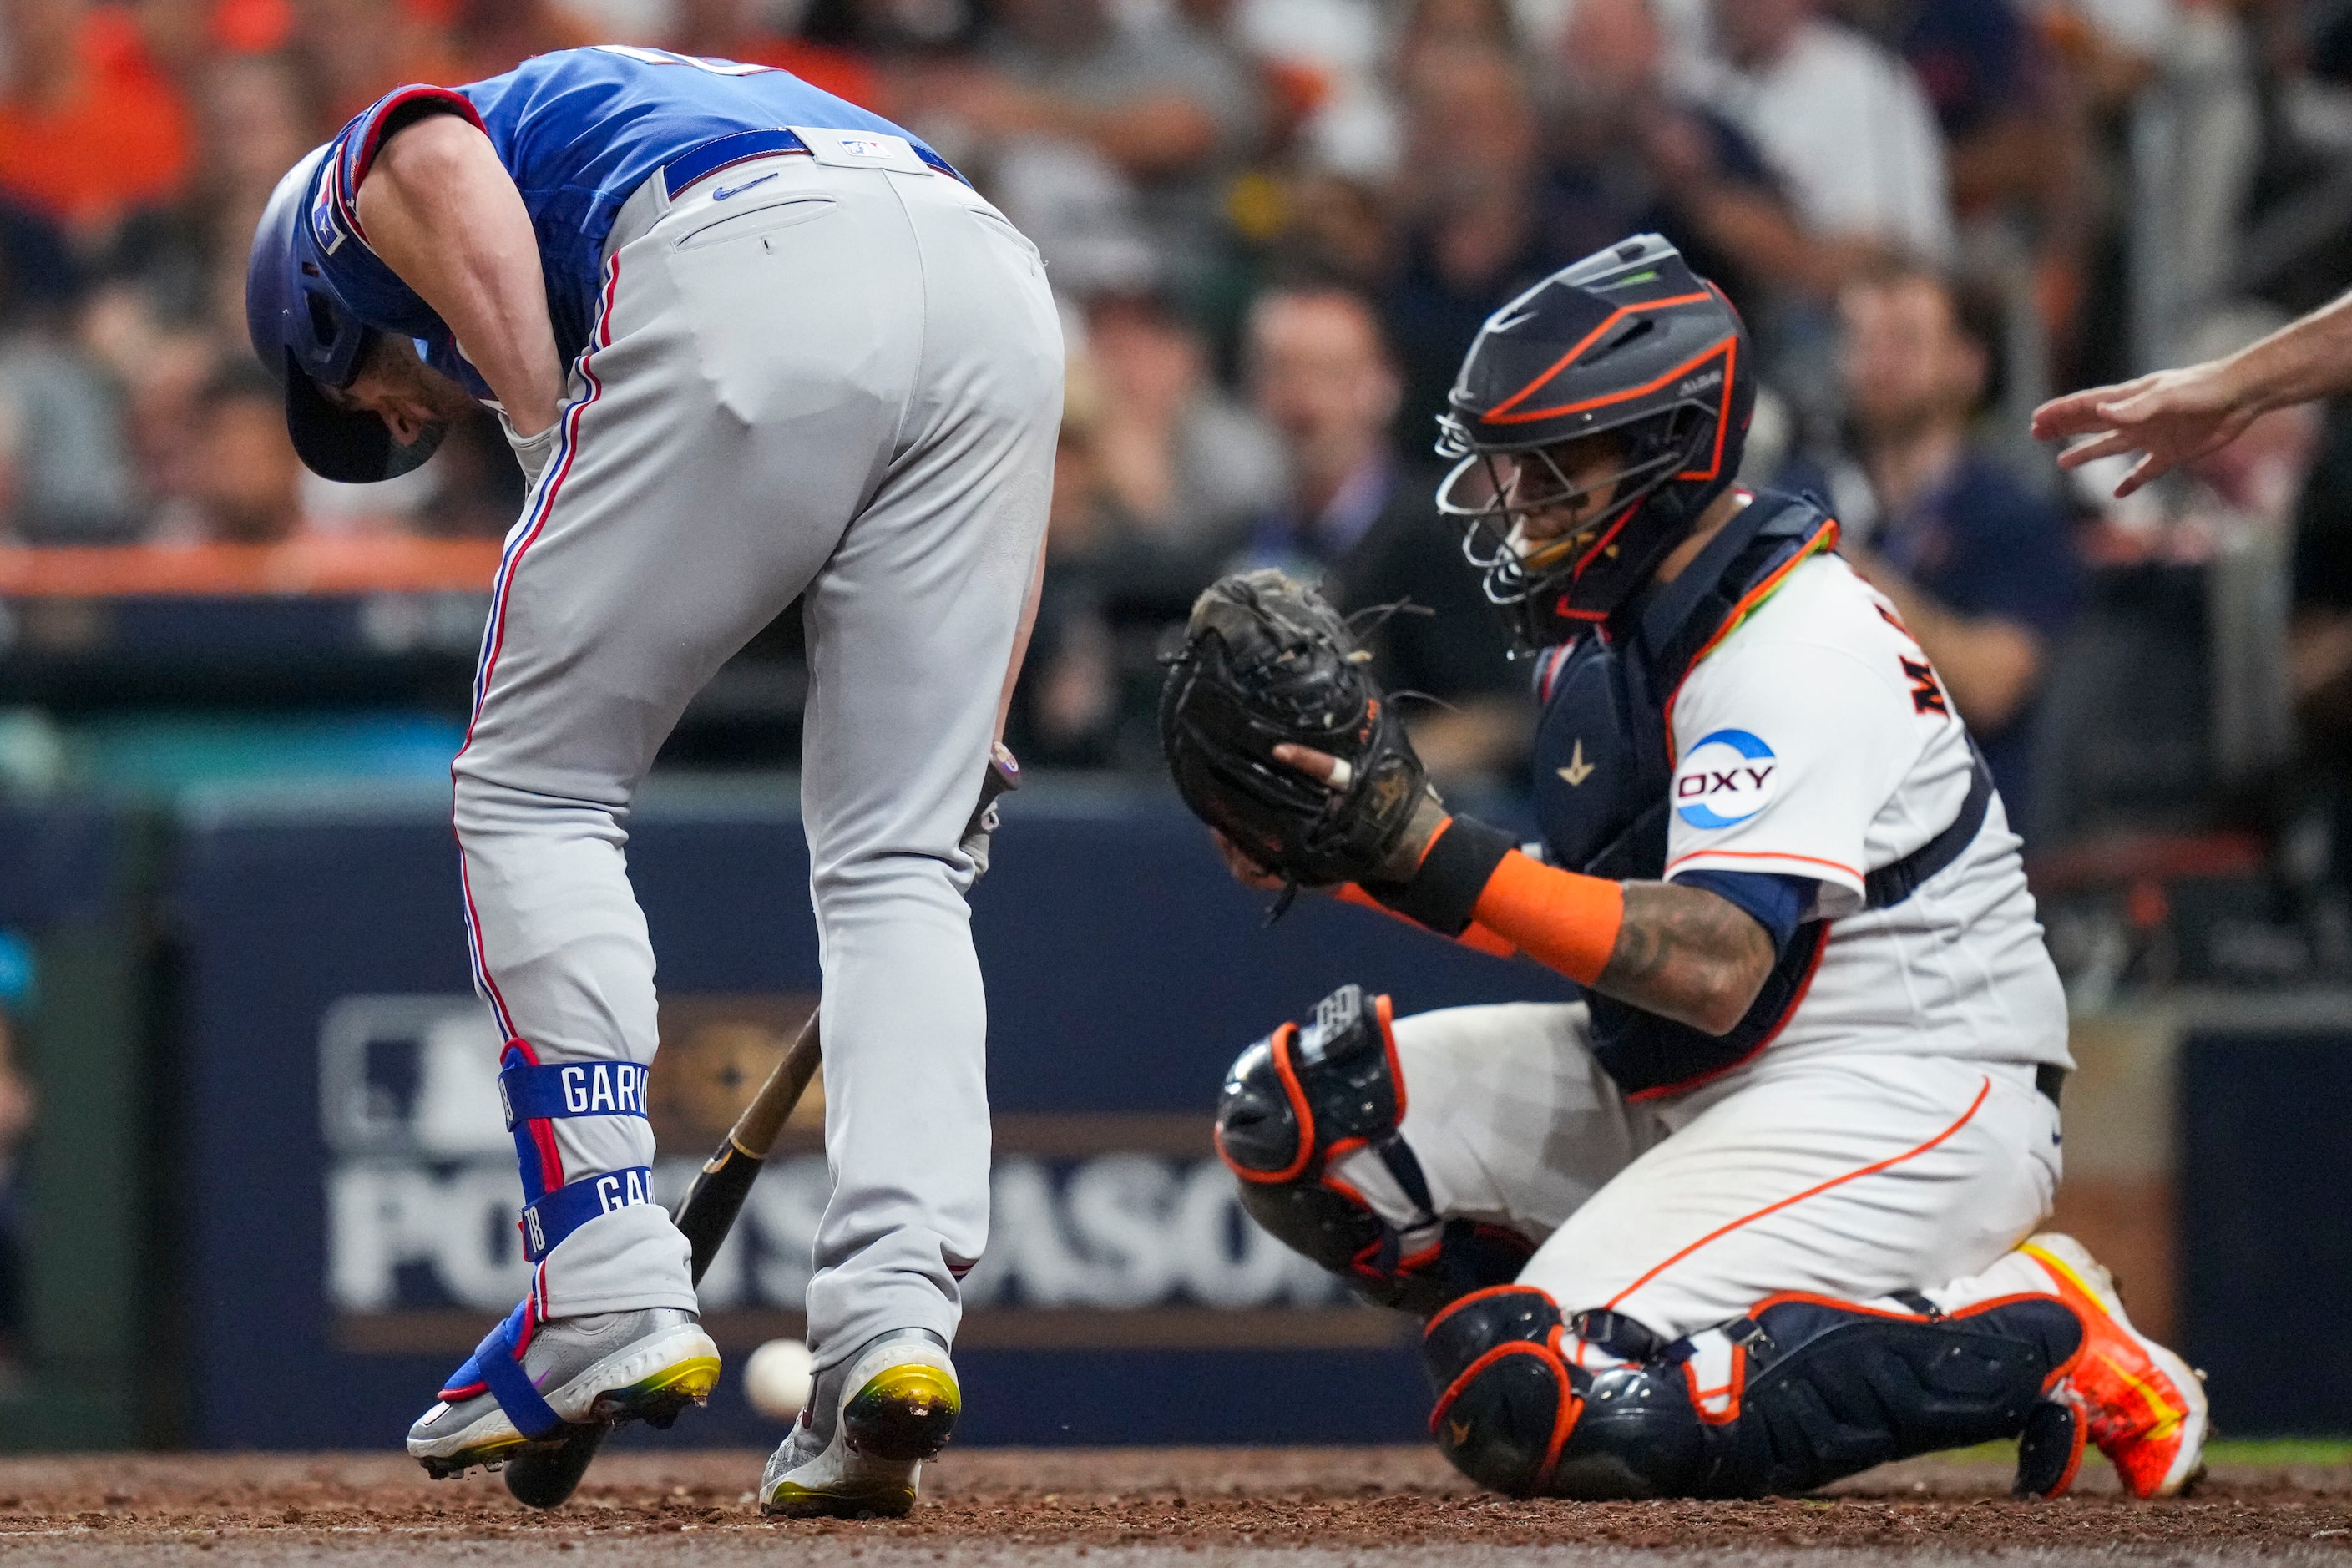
[789,125,928,175]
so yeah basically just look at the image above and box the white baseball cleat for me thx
[760,1328,961,1518]
[407,1305,719,1479]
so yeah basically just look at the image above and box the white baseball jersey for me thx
[1660,551,2071,1070]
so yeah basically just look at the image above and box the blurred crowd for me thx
[0,0,2344,827]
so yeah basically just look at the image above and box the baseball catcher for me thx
[1164,235,2205,1502]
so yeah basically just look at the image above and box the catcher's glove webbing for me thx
[1159,571,1432,907]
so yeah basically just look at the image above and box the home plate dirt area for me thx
[0,1446,2346,1565]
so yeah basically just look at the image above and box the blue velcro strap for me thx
[498,1060,650,1129]
[443,1299,564,1439]
[519,1166,658,1262]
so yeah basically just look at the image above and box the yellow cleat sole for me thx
[844,1365,960,1463]
[592,1355,722,1424]
[762,1479,919,1519]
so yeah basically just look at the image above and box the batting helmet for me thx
[1435,234,1753,648]
[245,146,443,483]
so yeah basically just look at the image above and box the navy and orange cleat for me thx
[2017,1233,2207,1500]
[761,1329,960,1518]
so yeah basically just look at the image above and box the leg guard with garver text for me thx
[1215,984,1530,1313]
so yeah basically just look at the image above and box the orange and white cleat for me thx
[2021,1233,2207,1499]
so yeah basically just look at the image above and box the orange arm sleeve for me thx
[1467,850,1624,986]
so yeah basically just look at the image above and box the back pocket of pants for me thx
[671,196,837,253]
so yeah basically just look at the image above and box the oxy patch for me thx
[1673,728,1778,828]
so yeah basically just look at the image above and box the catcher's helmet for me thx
[1436,234,1753,647]
[245,146,443,483]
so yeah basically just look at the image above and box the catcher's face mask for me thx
[1439,423,1690,580]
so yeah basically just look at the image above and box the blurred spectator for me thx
[1393,0,1515,78]
[1692,0,1953,266]
[0,331,136,542]
[1231,0,1397,177]
[129,0,240,78]
[1854,0,2094,346]
[1380,43,1560,457]
[0,198,79,318]
[2035,0,2167,108]
[1275,171,1392,288]
[1006,366,1128,766]
[162,356,303,542]
[926,0,1266,295]
[286,0,458,135]
[190,49,313,331]
[445,0,599,84]
[666,0,883,108]
[87,48,315,341]
[100,320,212,513]
[1793,262,2081,824]
[0,0,193,245]
[1237,282,1523,780]
[410,409,527,538]
[1540,0,1816,308]
[1085,290,1283,552]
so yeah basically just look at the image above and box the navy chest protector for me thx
[1528,491,1993,1099]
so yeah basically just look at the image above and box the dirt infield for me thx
[0,1447,2347,1565]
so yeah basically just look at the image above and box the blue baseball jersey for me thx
[305,45,948,397]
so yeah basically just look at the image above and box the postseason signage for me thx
[320,993,1349,1348]
[172,787,1561,1447]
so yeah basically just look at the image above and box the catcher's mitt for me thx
[1159,570,1429,895]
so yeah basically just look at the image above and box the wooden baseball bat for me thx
[675,1009,822,1281]
[504,746,1017,1509]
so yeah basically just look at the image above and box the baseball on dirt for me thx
[744,1336,815,1420]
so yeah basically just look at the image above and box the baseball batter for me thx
[1164,236,2207,1500]
[245,46,1061,1515]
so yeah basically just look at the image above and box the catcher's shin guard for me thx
[1421,1287,2085,1500]
[1216,984,1530,1313]
[1682,1292,2085,1497]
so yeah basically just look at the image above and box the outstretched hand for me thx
[2031,360,2258,499]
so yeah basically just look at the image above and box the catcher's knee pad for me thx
[1423,1287,1707,1500]
[1216,984,1530,1313]
[1669,1291,2086,1498]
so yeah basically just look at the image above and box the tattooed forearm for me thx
[1595,881,1776,1035]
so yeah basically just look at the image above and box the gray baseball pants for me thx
[451,148,1061,1369]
